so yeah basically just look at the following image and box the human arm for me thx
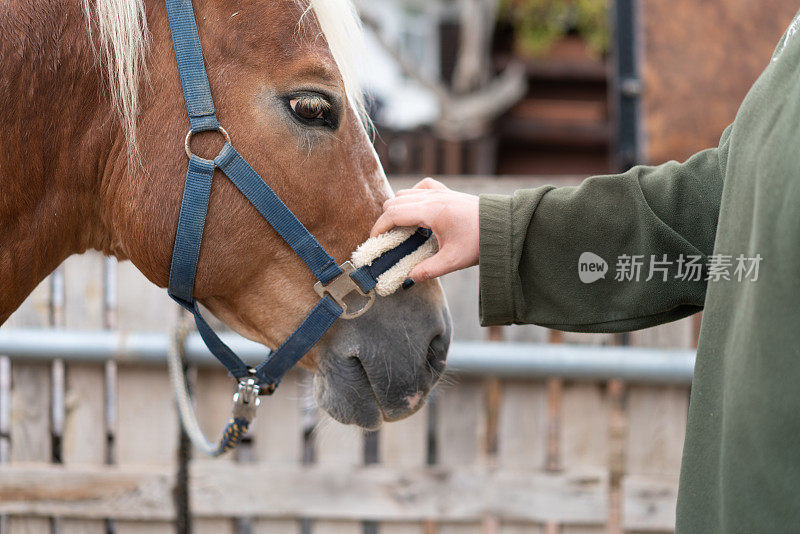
[480,126,731,331]
[373,126,731,332]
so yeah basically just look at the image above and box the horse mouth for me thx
[313,351,437,430]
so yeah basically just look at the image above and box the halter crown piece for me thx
[163,0,433,455]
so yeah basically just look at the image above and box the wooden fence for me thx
[0,178,694,534]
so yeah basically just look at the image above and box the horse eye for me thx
[290,96,329,121]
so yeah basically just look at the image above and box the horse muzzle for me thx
[313,282,451,429]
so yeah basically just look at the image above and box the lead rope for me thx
[168,311,259,456]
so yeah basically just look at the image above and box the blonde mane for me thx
[82,0,367,150]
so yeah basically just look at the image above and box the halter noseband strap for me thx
[164,0,430,395]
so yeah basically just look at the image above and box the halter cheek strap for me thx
[164,0,431,397]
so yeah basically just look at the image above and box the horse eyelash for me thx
[300,95,332,112]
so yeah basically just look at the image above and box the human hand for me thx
[371,178,479,282]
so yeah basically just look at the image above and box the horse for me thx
[0,0,452,430]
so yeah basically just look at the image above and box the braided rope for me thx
[167,311,244,457]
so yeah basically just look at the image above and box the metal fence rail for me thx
[0,328,695,384]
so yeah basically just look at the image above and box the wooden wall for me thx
[640,0,799,163]
[0,177,696,533]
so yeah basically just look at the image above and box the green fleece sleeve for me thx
[479,127,731,332]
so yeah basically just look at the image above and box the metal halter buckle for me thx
[314,261,376,320]
[232,375,261,421]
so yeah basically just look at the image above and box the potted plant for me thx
[499,0,610,61]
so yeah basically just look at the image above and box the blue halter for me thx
[164,0,431,404]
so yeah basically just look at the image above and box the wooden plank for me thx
[497,380,548,471]
[62,252,105,331]
[439,524,481,534]
[624,317,691,533]
[497,376,549,534]
[115,260,178,333]
[116,365,177,465]
[0,356,9,463]
[191,366,239,533]
[0,463,606,523]
[188,463,606,523]
[504,324,550,344]
[622,385,686,534]
[194,518,235,534]
[8,329,51,531]
[115,247,179,534]
[251,370,306,533]
[0,465,174,520]
[9,363,51,463]
[379,405,429,534]
[60,363,106,534]
[560,331,615,347]
[5,268,53,534]
[560,384,608,471]
[313,520,363,534]
[116,363,177,533]
[61,253,107,534]
[500,523,544,534]
[621,475,680,532]
[60,517,105,533]
[379,407,428,468]
[252,370,304,464]
[114,252,179,531]
[5,277,50,328]
[116,522,178,534]
[439,267,482,341]
[9,362,52,534]
[314,417,363,534]
[381,522,428,534]
[436,380,486,467]
[559,383,609,533]
[7,517,52,534]
[628,317,694,350]
[253,519,302,534]
[624,387,687,478]
[61,363,106,463]
[436,379,486,533]
[314,420,363,468]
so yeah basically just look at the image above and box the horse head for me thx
[96,0,452,428]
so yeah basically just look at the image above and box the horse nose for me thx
[426,331,449,375]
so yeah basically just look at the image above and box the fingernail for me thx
[402,278,415,290]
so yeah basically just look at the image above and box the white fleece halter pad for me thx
[351,227,438,296]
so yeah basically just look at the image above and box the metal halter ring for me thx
[185,126,231,160]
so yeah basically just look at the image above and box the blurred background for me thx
[361,0,795,176]
[1,1,798,534]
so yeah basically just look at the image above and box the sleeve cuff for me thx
[479,194,515,325]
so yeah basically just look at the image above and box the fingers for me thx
[392,179,446,202]
[382,193,428,211]
[395,188,420,197]
[372,179,446,237]
[408,249,457,282]
[370,204,430,237]
[414,177,447,191]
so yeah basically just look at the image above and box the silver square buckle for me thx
[232,376,261,421]
[314,261,376,319]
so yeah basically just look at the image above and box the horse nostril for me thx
[426,333,449,375]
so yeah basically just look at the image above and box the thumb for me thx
[408,250,456,282]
